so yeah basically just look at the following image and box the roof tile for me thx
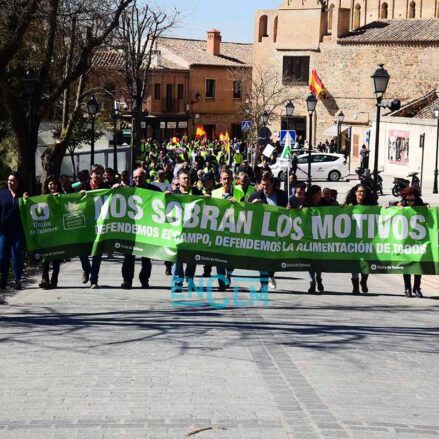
[338,18,439,44]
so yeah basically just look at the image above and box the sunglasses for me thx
[405,198,416,202]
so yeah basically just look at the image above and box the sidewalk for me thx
[0,258,439,438]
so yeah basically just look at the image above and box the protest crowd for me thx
[0,134,430,304]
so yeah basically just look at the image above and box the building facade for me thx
[253,0,439,168]
[91,30,252,141]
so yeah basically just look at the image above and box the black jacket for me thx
[0,188,23,238]
[248,189,288,207]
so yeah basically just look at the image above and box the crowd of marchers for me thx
[0,137,428,304]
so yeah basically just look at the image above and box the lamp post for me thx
[87,96,99,167]
[305,93,317,187]
[433,106,439,194]
[190,91,201,137]
[337,111,345,153]
[371,64,390,194]
[285,100,294,131]
[261,110,269,127]
[112,100,120,171]
[21,68,40,195]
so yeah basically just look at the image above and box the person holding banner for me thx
[303,185,325,294]
[211,169,237,291]
[79,164,111,289]
[0,173,25,292]
[249,174,288,291]
[170,170,203,293]
[398,187,426,298]
[119,168,161,289]
[344,184,378,294]
[38,176,63,289]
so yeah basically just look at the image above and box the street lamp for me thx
[371,64,390,194]
[21,68,40,195]
[261,110,269,126]
[305,93,317,187]
[87,95,99,167]
[285,100,295,130]
[112,100,120,172]
[189,92,201,137]
[337,111,345,153]
[433,105,439,194]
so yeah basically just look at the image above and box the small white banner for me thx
[262,144,275,158]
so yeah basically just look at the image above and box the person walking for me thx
[39,176,63,289]
[248,174,288,291]
[344,184,378,294]
[0,173,25,292]
[119,168,161,289]
[170,170,203,293]
[397,187,426,298]
[79,164,110,289]
[303,185,325,294]
[211,169,237,291]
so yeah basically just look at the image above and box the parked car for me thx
[270,153,349,182]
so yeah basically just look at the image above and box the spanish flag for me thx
[309,69,326,98]
[195,125,207,139]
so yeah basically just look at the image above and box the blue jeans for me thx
[172,262,196,287]
[0,233,24,283]
[79,255,102,284]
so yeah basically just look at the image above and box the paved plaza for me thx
[0,250,439,439]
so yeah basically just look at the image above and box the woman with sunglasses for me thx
[398,186,426,298]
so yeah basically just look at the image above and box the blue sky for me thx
[165,0,281,42]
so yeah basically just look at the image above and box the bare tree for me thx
[0,0,134,191]
[115,0,179,170]
[229,65,299,166]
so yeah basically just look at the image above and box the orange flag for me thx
[195,125,207,139]
[224,131,230,155]
[309,69,326,98]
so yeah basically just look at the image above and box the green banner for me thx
[19,188,439,274]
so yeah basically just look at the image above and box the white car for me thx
[270,153,349,182]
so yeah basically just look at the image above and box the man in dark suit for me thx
[248,175,288,291]
[120,167,161,289]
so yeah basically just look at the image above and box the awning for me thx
[324,124,351,137]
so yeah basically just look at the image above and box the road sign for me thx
[241,120,252,131]
[280,130,296,146]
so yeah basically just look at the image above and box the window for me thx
[409,1,416,17]
[380,2,388,19]
[154,83,161,100]
[258,15,268,42]
[322,155,339,162]
[205,79,216,99]
[298,156,308,164]
[282,56,310,84]
[166,84,173,112]
[353,4,361,30]
[328,4,335,31]
[178,84,184,100]
[312,155,328,163]
[232,80,242,99]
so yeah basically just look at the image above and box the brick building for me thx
[253,0,439,167]
[91,30,252,140]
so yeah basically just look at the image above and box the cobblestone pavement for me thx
[0,258,438,439]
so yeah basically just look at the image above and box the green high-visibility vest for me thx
[234,184,255,202]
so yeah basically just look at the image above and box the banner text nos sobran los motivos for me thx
[20,187,439,274]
